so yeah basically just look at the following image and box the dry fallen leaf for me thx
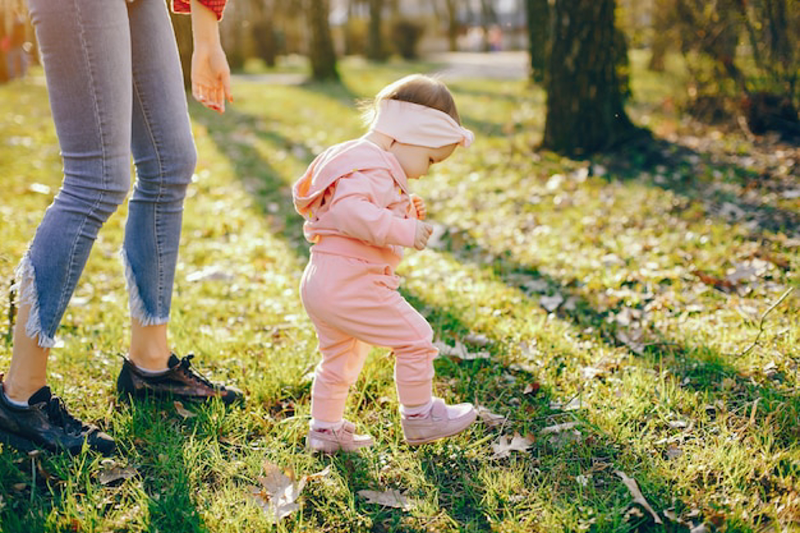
[99,464,138,485]
[550,398,584,411]
[433,340,490,361]
[476,406,507,428]
[523,382,540,395]
[522,278,550,294]
[174,401,197,419]
[547,429,583,447]
[540,293,564,312]
[304,465,332,482]
[249,461,330,523]
[615,470,662,524]
[540,421,580,434]
[616,329,646,355]
[692,269,735,291]
[665,446,683,460]
[581,366,605,380]
[186,267,235,283]
[358,489,413,510]
[491,433,533,458]
[463,333,491,347]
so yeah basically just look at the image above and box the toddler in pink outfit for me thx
[292,74,477,453]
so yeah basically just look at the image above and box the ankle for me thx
[2,378,44,404]
[129,321,170,371]
[127,352,171,372]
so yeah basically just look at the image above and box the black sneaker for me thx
[117,353,243,405]
[0,380,115,456]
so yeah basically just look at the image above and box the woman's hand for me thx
[191,43,232,113]
[414,220,433,250]
[410,194,427,220]
[190,0,232,113]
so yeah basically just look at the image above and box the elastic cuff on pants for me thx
[395,380,433,407]
[310,398,348,423]
[13,253,56,348]
[120,249,169,327]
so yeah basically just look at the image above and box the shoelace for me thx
[178,354,221,391]
[43,396,86,436]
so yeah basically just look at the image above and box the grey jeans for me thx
[18,0,197,347]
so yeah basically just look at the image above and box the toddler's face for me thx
[389,142,457,180]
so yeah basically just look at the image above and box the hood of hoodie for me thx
[293,138,409,217]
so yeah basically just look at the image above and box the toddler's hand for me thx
[411,194,427,220]
[414,221,434,250]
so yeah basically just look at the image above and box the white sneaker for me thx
[401,398,476,445]
[306,420,374,453]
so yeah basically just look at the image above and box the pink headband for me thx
[370,99,474,148]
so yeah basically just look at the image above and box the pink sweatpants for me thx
[300,250,436,422]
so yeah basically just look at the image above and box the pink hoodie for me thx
[292,139,418,268]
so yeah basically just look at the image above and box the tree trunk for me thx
[169,11,193,91]
[389,0,400,19]
[648,0,674,72]
[307,0,339,81]
[0,9,8,84]
[525,0,548,83]
[367,0,386,61]
[765,0,792,70]
[252,0,277,67]
[479,0,496,52]
[344,0,355,56]
[444,0,459,52]
[542,0,635,156]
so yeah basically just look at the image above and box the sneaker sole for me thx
[0,428,40,453]
[403,411,478,445]
[117,387,242,406]
[0,429,114,456]
[305,436,374,454]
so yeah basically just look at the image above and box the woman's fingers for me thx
[222,71,233,103]
[211,85,223,112]
[193,82,225,112]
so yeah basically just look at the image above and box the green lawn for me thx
[0,55,798,532]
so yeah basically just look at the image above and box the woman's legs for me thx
[4,302,49,402]
[124,0,197,370]
[5,0,133,401]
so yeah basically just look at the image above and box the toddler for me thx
[292,74,477,453]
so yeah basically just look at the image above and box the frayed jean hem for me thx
[13,253,57,349]
[120,248,169,327]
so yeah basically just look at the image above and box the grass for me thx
[0,53,798,532]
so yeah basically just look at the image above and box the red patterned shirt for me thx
[172,0,227,21]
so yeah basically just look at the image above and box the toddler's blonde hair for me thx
[362,74,462,126]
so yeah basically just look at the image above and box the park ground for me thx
[0,52,798,532]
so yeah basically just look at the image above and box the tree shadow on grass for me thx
[194,107,310,260]
[586,132,800,236]
[400,239,799,530]
[0,450,50,533]
[116,399,215,533]
[0,412,210,533]
[424,231,800,445]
